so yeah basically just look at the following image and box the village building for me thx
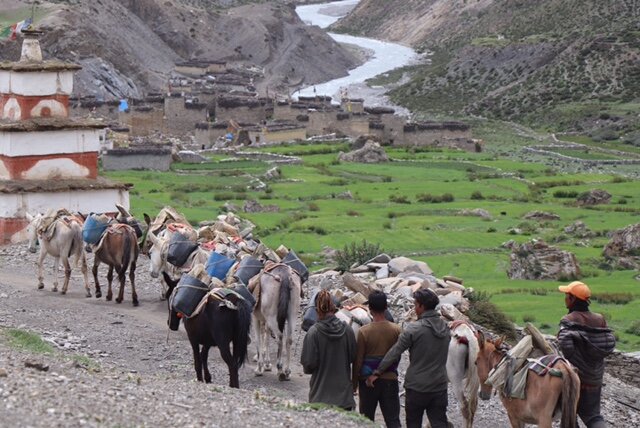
[0,31,129,244]
[174,59,227,77]
[246,121,306,145]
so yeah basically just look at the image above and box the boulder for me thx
[603,223,640,262]
[264,166,281,180]
[508,240,581,280]
[338,141,389,163]
[388,257,433,275]
[576,189,611,206]
[243,200,280,213]
[523,211,560,221]
[177,150,207,163]
[439,303,468,322]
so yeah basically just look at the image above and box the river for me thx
[293,0,418,116]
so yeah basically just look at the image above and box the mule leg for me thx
[263,323,272,372]
[200,346,212,383]
[129,261,138,306]
[51,255,60,292]
[507,413,525,428]
[80,252,91,297]
[253,318,265,376]
[115,267,126,304]
[191,342,203,382]
[61,255,72,295]
[280,313,294,381]
[275,330,285,380]
[36,247,46,290]
[106,266,114,301]
[217,341,239,388]
[92,259,102,298]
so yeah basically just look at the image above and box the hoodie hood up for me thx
[315,314,348,340]
[418,310,449,339]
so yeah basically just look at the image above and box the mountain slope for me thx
[333,0,640,132]
[0,0,360,99]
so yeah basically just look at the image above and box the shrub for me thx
[487,227,497,233]
[389,195,411,204]
[468,300,517,341]
[625,320,640,336]
[592,292,634,305]
[529,288,548,296]
[553,190,579,198]
[617,198,628,205]
[335,240,384,272]
[523,314,537,323]
[441,193,455,202]
[471,190,485,200]
[346,210,360,217]
[382,221,392,229]
[416,193,434,202]
[308,202,319,211]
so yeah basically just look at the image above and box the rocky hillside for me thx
[333,0,640,133]
[0,0,360,98]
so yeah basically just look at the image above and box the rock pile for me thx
[338,141,389,163]
[576,189,611,206]
[507,239,581,280]
[603,223,640,269]
[305,254,471,323]
[523,211,560,221]
[564,220,594,238]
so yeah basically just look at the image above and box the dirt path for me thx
[1,243,639,427]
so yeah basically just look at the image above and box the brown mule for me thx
[475,332,580,428]
[91,223,140,306]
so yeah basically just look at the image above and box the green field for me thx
[105,122,640,350]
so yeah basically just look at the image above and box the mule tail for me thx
[277,267,291,332]
[465,330,480,424]
[233,298,252,369]
[560,362,580,428]
[120,228,134,273]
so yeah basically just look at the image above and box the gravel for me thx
[1,243,638,427]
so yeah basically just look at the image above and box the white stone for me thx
[21,158,90,180]
[0,129,102,157]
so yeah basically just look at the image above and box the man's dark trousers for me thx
[405,388,448,428]
[578,385,606,428]
[358,379,401,428]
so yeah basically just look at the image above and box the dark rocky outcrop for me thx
[508,239,580,280]
[603,224,640,269]
[523,211,560,221]
[577,189,612,206]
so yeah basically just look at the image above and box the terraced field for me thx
[105,126,640,350]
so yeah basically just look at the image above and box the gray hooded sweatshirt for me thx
[375,310,450,393]
[301,314,356,409]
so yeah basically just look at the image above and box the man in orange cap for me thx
[558,281,616,428]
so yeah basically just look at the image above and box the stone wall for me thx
[215,105,266,124]
[102,147,172,171]
[606,352,640,388]
[164,96,207,136]
[120,107,165,137]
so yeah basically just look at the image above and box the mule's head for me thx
[25,213,41,253]
[476,331,505,401]
[145,230,167,279]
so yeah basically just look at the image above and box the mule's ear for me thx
[477,330,485,349]
[495,336,505,349]
[25,212,34,222]
[76,212,87,221]
[146,230,159,246]
[143,213,151,226]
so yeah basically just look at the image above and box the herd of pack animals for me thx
[24,207,581,428]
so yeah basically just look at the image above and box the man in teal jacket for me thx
[367,288,450,428]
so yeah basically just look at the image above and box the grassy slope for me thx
[106,125,640,350]
[335,0,640,133]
